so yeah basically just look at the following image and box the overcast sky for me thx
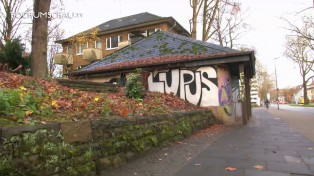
[59,0,314,88]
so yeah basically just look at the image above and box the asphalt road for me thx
[270,104,314,116]
[267,104,314,142]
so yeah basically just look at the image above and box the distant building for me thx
[293,81,314,104]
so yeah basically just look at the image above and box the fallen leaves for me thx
[192,124,224,138]
[225,167,237,171]
[25,110,33,116]
[176,141,183,145]
[0,72,206,125]
[254,165,264,170]
[51,100,59,109]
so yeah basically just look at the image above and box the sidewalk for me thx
[175,108,314,176]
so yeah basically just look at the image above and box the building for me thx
[54,12,189,74]
[294,81,314,104]
[308,82,314,103]
[67,31,256,125]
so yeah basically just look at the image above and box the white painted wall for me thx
[148,66,219,107]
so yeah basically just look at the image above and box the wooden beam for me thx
[245,73,251,120]
[239,63,247,125]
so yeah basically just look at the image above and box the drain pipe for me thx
[169,21,177,32]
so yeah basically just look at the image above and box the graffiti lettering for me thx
[239,72,245,101]
[217,66,232,106]
[148,66,219,106]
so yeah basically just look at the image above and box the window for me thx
[76,66,82,70]
[128,33,131,41]
[95,40,102,49]
[76,43,88,55]
[66,45,72,54]
[141,30,147,37]
[106,35,122,50]
[147,28,162,36]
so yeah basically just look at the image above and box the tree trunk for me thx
[303,77,308,104]
[31,0,51,78]
[202,0,220,41]
[191,0,198,39]
[202,0,208,41]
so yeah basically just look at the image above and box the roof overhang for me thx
[55,17,190,44]
[68,51,256,79]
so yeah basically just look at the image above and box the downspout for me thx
[169,21,177,32]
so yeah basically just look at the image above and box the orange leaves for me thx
[224,165,263,172]
[47,87,56,93]
[25,110,33,116]
[254,165,264,170]
[51,100,59,109]
[225,167,237,171]
[192,125,224,138]
[0,72,26,88]
[1,71,206,124]
[56,100,72,109]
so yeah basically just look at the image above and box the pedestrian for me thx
[264,99,270,109]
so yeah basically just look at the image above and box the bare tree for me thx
[189,0,248,47]
[212,1,248,48]
[282,16,314,51]
[284,35,314,104]
[0,0,31,49]
[30,0,51,78]
[189,0,204,39]
[254,59,274,101]
[47,27,63,77]
[202,0,220,41]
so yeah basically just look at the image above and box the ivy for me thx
[126,69,146,100]
[0,130,96,175]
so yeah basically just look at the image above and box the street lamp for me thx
[274,57,279,110]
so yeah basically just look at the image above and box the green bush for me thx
[0,87,50,122]
[0,38,29,74]
[125,69,145,100]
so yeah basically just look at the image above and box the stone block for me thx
[136,116,148,124]
[60,121,92,143]
[111,118,128,127]
[97,157,111,169]
[126,151,136,161]
[111,153,126,168]
[2,122,60,139]
[91,120,110,130]
[92,130,103,140]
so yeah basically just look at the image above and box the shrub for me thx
[0,87,50,122]
[0,38,29,74]
[126,69,145,100]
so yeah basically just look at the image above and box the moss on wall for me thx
[0,110,218,175]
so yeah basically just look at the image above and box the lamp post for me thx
[274,57,279,110]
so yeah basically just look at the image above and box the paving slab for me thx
[174,108,314,176]
[245,169,290,176]
[267,161,312,175]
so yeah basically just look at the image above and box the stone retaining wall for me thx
[0,110,218,175]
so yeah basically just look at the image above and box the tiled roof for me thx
[72,31,240,75]
[57,12,189,43]
[97,12,163,33]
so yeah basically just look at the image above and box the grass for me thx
[289,104,314,107]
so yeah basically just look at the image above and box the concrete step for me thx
[56,79,118,93]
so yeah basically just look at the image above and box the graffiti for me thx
[239,72,245,101]
[217,66,232,106]
[148,66,219,106]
